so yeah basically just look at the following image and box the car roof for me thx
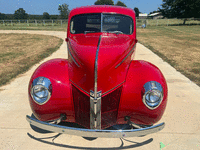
[69,5,136,19]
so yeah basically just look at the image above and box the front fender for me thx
[117,60,168,125]
[28,59,75,122]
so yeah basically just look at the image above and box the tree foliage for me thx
[149,10,159,15]
[115,1,127,7]
[43,12,50,19]
[160,0,200,22]
[134,7,140,17]
[94,0,114,5]
[0,13,6,20]
[58,3,70,19]
[14,8,28,19]
[50,15,59,20]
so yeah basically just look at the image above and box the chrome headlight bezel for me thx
[31,77,52,105]
[142,81,164,110]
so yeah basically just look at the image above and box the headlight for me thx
[142,81,163,110]
[31,77,52,105]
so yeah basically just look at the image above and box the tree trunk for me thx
[183,19,187,25]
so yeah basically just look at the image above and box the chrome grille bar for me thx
[90,35,102,130]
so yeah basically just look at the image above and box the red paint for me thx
[117,60,168,125]
[28,6,168,129]
[28,59,75,122]
[68,33,136,94]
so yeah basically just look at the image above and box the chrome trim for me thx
[48,114,66,124]
[90,90,102,129]
[94,35,102,98]
[70,79,89,95]
[142,81,164,110]
[129,122,143,129]
[26,115,165,138]
[90,35,102,129]
[67,43,80,67]
[101,13,103,32]
[115,45,136,69]
[31,77,52,105]
[102,81,125,95]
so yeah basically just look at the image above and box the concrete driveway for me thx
[0,30,199,150]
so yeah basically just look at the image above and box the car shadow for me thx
[28,114,153,149]
[29,114,53,134]
[27,132,153,149]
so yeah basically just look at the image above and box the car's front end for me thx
[26,5,168,138]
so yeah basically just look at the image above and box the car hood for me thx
[67,33,136,95]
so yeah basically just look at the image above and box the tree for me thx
[50,15,59,20]
[58,3,70,19]
[14,8,28,20]
[134,7,140,18]
[0,13,6,20]
[94,0,114,5]
[149,10,159,15]
[43,12,50,19]
[115,1,127,7]
[160,0,200,24]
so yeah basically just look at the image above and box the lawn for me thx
[0,23,199,87]
[0,24,67,31]
[137,25,200,86]
[0,21,67,31]
[0,33,63,87]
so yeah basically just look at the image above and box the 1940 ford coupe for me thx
[26,6,168,138]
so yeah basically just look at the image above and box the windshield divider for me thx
[101,13,103,33]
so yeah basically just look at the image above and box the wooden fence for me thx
[136,18,200,28]
[0,19,68,27]
[0,18,200,28]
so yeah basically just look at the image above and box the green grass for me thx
[1,21,199,87]
[0,33,63,87]
[0,22,68,31]
[146,19,200,26]
[137,25,200,86]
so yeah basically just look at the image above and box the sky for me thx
[0,0,163,15]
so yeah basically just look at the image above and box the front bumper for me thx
[26,115,164,138]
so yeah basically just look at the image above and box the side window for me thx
[70,15,87,34]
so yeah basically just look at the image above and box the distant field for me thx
[0,33,63,87]
[0,25,67,31]
[136,18,200,27]
[0,24,67,31]
[0,20,67,31]
[1,21,199,86]
[137,25,200,86]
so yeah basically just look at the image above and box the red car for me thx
[26,5,168,138]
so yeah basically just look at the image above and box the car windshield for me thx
[70,13,133,34]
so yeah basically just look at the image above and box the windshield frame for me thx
[70,13,134,35]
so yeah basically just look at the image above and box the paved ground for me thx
[0,30,199,150]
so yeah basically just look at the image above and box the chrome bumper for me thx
[26,115,165,138]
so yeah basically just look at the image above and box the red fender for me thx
[28,59,75,122]
[117,60,168,125]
